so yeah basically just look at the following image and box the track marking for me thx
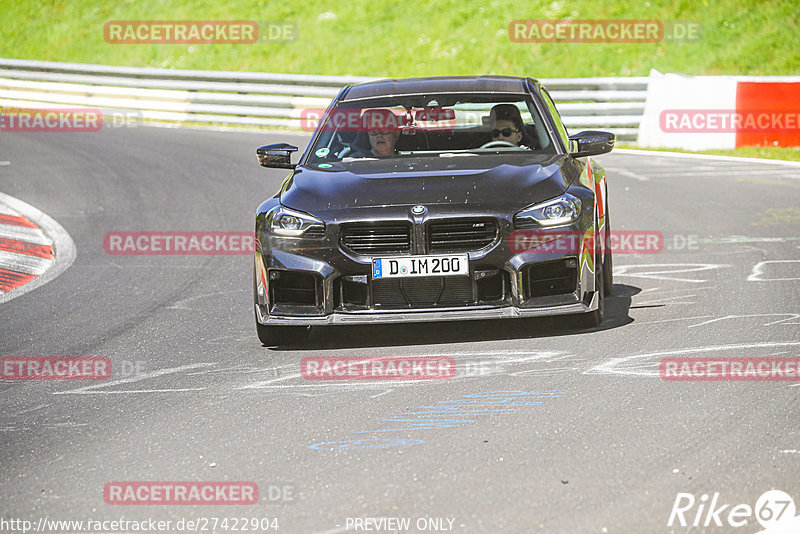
[614,263,728,283]
[0,192,76,304]
[0,249,53,275]
[748,260,800,281]
[53,363,215,395]
[8,403,52,416]
[696,236,800,245]
[235,351,577,391]
[167,290,241,310]
[612,168,650,181]
[634,294,697,306]
[635,287,711,297]
[629,315,715,326]
[688,314,800,327]
[588,342,800,377]
[0,222,51,245]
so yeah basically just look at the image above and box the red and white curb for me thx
[0,192,76,304]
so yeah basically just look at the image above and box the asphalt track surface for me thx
[1,126,799,533]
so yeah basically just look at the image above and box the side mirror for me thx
[256,143,298,169]
[568,131,615,158]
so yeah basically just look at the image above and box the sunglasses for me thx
[491,127,520,138]
[368,130,395,136]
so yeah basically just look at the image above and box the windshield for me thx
[305,93,556,164]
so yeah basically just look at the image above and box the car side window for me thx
[540,89,570,150]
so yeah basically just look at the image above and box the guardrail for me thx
[0,58,646,141]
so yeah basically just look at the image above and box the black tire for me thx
[253,266,312,346]
[603,215,614,296]
[575,252,604,329]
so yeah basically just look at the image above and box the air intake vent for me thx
[303,224,326,239]
[340,222,411,255]
[428,219,498,252]
[372,276,474,308]
[522,259,577,299]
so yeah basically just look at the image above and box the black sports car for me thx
[253,75,614,345]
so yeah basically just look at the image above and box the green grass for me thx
[4,1,799,160]
[1,0,798,77]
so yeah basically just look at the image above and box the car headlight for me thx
[267,205,325,237]
[514,193,582,228]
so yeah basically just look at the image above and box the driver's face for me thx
[368,129,400,156]
[491,119,522,145]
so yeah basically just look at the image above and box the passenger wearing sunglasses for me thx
[488,104,527,147]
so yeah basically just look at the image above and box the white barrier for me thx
[0,58,647,141]
[638,69,800,149]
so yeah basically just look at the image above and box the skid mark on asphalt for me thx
[688,314,800,327]
[748,260,800,281]
[234,350,586,394]
[39,331,800,396]
[54,363,215,395]
[634,294,699,306]
[614,263,729,283]
[167,289,249,310]
[610,168,650,181]
[628,315,715,326]
[0,421,88,432]
[587,342,800,377]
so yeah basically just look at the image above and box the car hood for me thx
[280,155,572,218]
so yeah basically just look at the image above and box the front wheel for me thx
[574,253,604,329]
[602,214,614,296]
[254,266,310,346]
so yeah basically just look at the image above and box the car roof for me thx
[340,75,538,101]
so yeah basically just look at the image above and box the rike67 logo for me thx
[668,490,800,532]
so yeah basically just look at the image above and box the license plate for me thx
[372,254,469,278]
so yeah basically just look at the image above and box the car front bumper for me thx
[255,293,598,326]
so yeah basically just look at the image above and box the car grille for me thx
[372,276,474,308]
[427,219,498,252]
[340,222,411,255]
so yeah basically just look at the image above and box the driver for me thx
[362,108,401,157]
[488,104,526,147]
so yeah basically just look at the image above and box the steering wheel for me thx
[479,140,519,149]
